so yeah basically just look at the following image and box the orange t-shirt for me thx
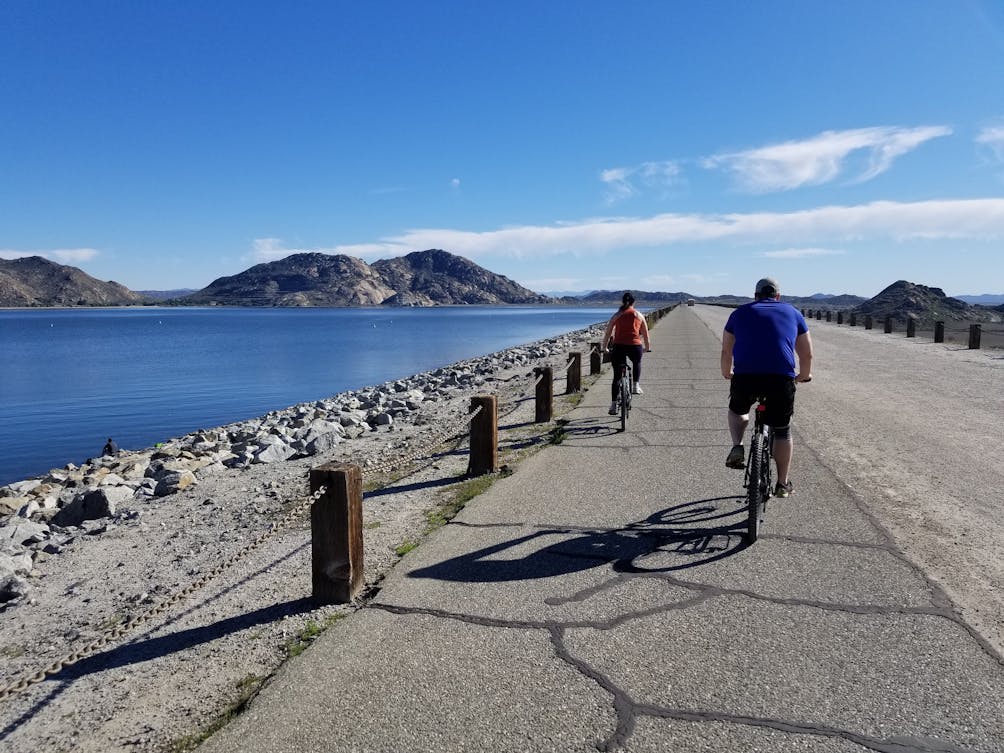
[610,307,643,345]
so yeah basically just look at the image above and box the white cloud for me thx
[519,278,585,291]
[760,247,846,259]
[600,160,682,203]
[252,197,1004,269]
[450,178,461,188]
[326,198,1004,261]
[0,248,99,263]
[977,125,1004,162]
[702,126,952,193]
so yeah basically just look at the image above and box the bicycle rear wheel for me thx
[745,429,766,543]
[619,374,630,431]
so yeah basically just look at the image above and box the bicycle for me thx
[616,361,633,432]
[743,396,773,544]
[742,376,810,544]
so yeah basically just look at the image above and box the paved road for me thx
[198,305,1004,753]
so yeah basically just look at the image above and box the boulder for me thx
[0,573,29,603]
[154,470,197,497]
[1,519,50,547]
[53,487,131,526]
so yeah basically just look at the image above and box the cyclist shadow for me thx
[408,496,748,584]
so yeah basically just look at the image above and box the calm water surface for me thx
[0,306,610,485]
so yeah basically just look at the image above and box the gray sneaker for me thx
[725,445,745,469]
[774,480,793,498]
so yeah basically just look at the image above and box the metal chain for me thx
[0,342,600,702]
[0,485,328,702]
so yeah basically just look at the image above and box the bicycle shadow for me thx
[408,496,748,584]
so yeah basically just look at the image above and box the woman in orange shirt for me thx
[600,292,651,415]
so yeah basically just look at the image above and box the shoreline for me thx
[0,319,610,751]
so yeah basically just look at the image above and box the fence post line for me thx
[534,366,553,423]
[589,342,602,375]
[884,316,893,334]
[969,324,982,350]
[309,462,364,604]
[566,352,582,394]
[934,321,945,343]
[907,318,916,338]
[467,395,498,476]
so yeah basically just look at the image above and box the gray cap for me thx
[755,277,780,296]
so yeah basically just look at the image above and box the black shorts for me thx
[729,373,796,428]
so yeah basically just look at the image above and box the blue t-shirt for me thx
[724,300,808,377]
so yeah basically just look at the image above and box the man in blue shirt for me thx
[721,277,813,497]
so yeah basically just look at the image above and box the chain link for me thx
[0,485,328,702]
[1,340,602,701]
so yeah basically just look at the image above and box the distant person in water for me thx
[102,438,118,456]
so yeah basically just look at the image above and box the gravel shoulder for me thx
[0,324,606,753]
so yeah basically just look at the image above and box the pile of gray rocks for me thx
[0,324,603,605]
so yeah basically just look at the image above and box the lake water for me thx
[0,306,611,486]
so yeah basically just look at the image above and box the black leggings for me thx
[610,344,643,400]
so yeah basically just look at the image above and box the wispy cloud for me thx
[760,247,846,259]
[600,160,682,203]
[702,126,952,193]
[251,198,1004,268]
[976,124,1004,163]
[0,248,99,263]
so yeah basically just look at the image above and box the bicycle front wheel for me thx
[745,429,766,543]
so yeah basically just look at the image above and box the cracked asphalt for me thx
[197,305,1004,753]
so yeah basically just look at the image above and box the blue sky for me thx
[3,1,1004,298]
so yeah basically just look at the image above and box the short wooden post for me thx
[934,321,945,343]
[906,318,916,338]
[309,463,364,604]
[884,316,893,334]
[534,366,553,423]
[825,311,832,322]
[969,324,982,349]
[837,312,844,325]
[589,342,602,375]
[849,313,857,327]
[566,352,582,394]
[467,395,498,476]
[865,315,873,330]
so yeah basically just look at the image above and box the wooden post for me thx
[969,324,982,349]
[865,315,873,330]
[837,312,844,325]
[934,321,945,343]
[907,318,916,338]
[590,342,602,375]
[566,352,582,394]
[884,316,893,334]
[826,311,832,322]
[849,313,857,327]
[309,463,364,604]
[467,395,498,476]
[534,366,553,423]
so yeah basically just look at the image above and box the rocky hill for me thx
[851,280,1001,325]
[180,249,553,307]
[0,256,149,307]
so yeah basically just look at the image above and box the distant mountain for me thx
[178,249,553,307]
[851,280,1002,324]
[0,256,149,307]
[138,288,197,301]
[956,294,1004,305]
